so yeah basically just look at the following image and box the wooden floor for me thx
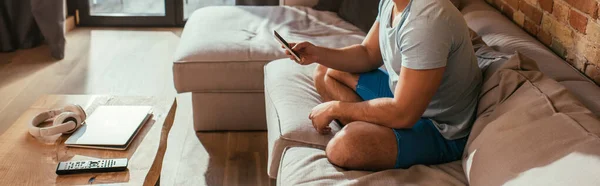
[0,28,273,186]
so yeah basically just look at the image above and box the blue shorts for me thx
[356,69,468,169]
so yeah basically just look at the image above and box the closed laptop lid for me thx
[65,106,152,146]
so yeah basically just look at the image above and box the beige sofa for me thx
[174,0,600,185]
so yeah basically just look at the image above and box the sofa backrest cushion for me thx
[463,52,600,185]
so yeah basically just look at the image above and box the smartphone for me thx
[273,30,302,62]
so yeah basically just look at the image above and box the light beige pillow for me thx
[463,53,600,185]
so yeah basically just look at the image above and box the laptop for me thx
[65,105,153,150]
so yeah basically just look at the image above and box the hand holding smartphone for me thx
[273,30,302,62]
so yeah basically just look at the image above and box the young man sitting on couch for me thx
[281,0,482,170]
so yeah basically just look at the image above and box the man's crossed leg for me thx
[313,65,466,171]
[313,65,398,171]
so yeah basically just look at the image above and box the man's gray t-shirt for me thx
[377,0,482,140]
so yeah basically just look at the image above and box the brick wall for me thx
[486,0,600,84]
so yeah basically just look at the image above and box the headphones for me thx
[29,104,87,137]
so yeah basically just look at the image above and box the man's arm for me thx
[329,66,445,128]
[313,22,383,73]
[288,22,383,73]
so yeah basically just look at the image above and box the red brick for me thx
[537,30,553,46]
[569,9,589,33]
[552,22,574,47]
[584,43,600,64]
[542,14,554,32]
[492,0,505,9]
[564,0,598,16]
[506,0,520,9]
[588,21,600,42]
[514,11,526,26]
[523,0,537,6]
[539,0,553,13]
[494,0,515,17]
[502,6,516,17]
[524,19,540,35]
[553,1,569,23]
[520,0,543,24]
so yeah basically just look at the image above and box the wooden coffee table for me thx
[0,95,176,185]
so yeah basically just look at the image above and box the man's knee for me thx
[314,64,328,82]
[325,68,344,81]
[325,68,358,89]
[325,122,368,168]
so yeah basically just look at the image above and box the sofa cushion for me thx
[461,0,590,83]
[279,147,468,185]
[264,59,344,177]
[173,6,364,93]
[463,53,600,185]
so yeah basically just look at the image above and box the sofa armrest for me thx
[279,0,318,7]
